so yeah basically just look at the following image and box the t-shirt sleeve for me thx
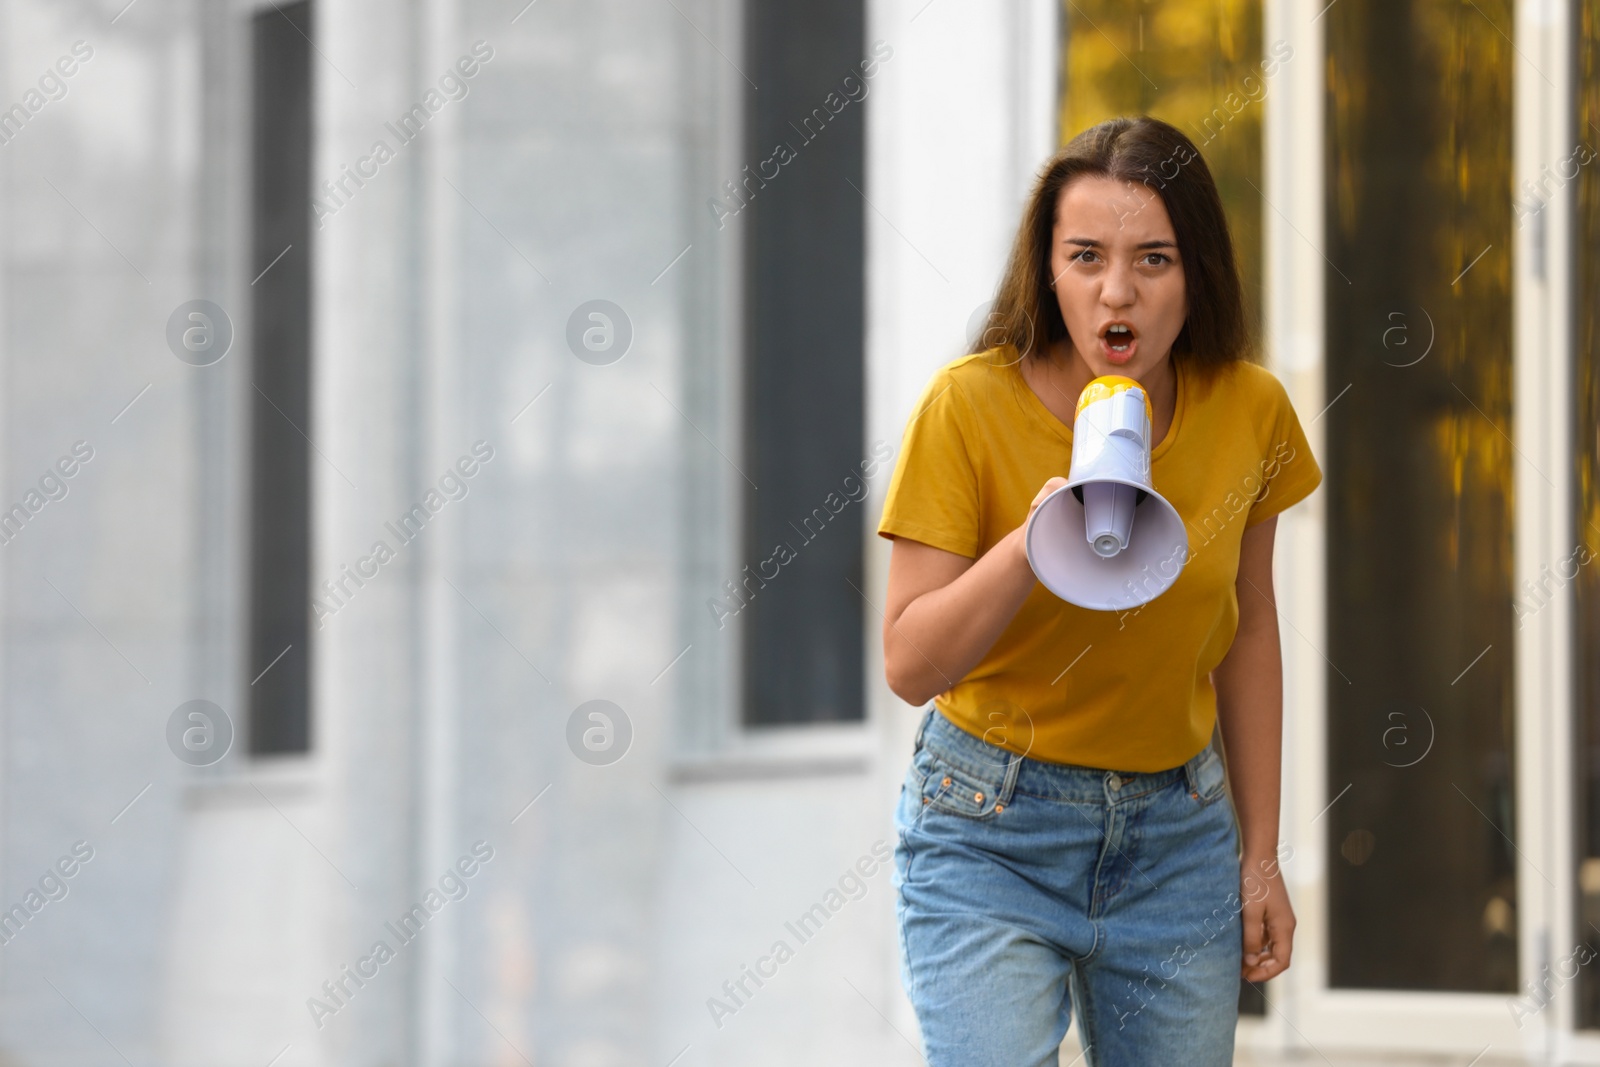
[1245,372,1324,527]
[876,369,982,558]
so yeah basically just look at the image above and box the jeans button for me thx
[1108,773,1123,790]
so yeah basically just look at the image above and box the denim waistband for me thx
[912,706,1217,805]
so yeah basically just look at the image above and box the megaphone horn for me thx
[1024,375,1188,611]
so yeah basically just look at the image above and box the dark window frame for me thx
[736,0,868,727]
[246,0,314,755]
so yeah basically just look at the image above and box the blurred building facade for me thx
[0,0,1595,1065]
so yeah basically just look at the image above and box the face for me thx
[1047,175,1187,381]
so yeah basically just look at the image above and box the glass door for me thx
[1281,0,1589,1057]
[1574,0,1600,1037]
[1321,0,1517,996]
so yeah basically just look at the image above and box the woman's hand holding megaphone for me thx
[1016,476,1070,573]
[1025,477,1070,527]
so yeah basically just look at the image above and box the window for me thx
[738,0,867,726]
[1323,0,1516,991]
[246,0,314,754]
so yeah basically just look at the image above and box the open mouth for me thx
[1102,322,1137,356]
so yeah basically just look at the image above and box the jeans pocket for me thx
[920,755,1005,820]
[1189,742,1228,807]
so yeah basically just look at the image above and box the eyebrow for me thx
[1065,237,1177,250]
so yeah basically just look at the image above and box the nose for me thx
[1100,257,1136,310]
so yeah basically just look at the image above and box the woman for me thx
[877,115,1321,1066]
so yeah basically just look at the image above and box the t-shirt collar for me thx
[1003,347,1186,461]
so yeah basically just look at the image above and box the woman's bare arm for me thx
[1212,513,1296,981]
[882,478,1066,706]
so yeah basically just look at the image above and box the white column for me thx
[864,0,1058,1044]
[416,0,463,1063]
[1518,0,1577,1060]
[1259,0,1325,1058]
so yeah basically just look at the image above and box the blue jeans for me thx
[893,707,1243,1067]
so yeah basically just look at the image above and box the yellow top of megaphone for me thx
[1074,375,1155,427]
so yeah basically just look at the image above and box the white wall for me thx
[0,1,1061,1065]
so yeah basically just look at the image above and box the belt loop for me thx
[1183,740,1205,796]
[1000,750,1023,804]
[913,705,934,750]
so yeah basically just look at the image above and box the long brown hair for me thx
[974,115,1253,379]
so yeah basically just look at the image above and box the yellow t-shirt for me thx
[876,347,1322,772]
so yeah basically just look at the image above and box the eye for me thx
[1142,252,1171,266]
[1069,248,1099,263]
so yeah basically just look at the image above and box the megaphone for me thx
[1024,375,1188,611]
